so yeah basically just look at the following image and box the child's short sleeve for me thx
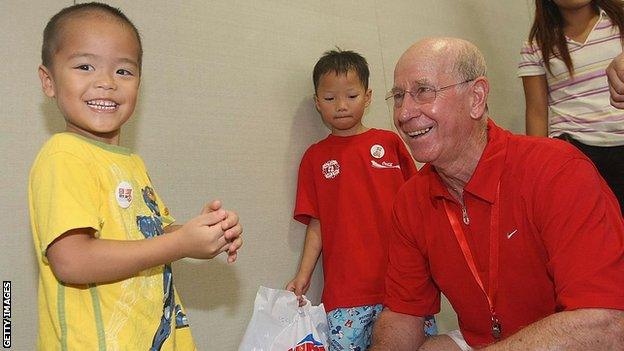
[134,156,176,227]
[152,187,175,227]
[30,151,101,261]
[517,41,546,77]
[293,149,318,225]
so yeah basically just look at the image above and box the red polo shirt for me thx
[385,120,624,347]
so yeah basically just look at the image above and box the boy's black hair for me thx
[41,2,142,70]
[312,48,369,94]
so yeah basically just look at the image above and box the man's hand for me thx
[606,52,624,109]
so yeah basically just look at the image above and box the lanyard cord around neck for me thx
[443,181,501,340]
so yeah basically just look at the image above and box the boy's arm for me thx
[47,202,242,285]
[286,218,322,303]
[163,225,182,233]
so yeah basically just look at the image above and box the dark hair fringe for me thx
[312,48,369,93]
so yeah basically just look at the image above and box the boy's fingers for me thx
[199,210,227,226]
[295,293,305,306]
[200,200,222,215]
[226,237,243,257]
[224,225,242,241]
[287,284,299,295]
[208,240,230,258]
[210,200,222,211]
[224,238,240,262]
[220,210,239,230]
[220,242,231,252]
[232,236,243,249]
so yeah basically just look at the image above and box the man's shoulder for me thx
[396,165,434,199]
[500,133,597,193]
[506,133,585,168]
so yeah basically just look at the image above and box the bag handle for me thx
[270,296,316,351]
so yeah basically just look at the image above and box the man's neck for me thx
[435,124,488,204]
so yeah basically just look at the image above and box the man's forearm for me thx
[484,308,624,351]
[369,308,426,351]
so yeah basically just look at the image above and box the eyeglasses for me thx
[385,79,475,109]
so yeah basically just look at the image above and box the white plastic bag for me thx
[238,286,329,351]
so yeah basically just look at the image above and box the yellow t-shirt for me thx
[29,133,196,351]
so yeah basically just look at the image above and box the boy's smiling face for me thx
[38,12,141,145]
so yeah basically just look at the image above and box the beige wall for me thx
[0,1,532,349]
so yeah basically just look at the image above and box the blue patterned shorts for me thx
[327,304,437,350]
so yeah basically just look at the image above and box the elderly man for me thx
[369,37,624,350]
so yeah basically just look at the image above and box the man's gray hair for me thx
[453,41,487,81]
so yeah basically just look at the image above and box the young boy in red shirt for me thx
[286,49,436,350]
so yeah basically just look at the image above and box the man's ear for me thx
[38,64,56,98]
[470,76,489,120]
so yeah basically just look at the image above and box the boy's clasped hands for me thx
[178,200,243,263]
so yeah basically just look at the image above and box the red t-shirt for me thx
[295,128,417,311]
[385,120,624,347]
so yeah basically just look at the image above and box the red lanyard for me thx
[443,182,502,340]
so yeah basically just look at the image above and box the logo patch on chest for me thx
[115,181,133,208]
[322,160,340,179]
[370,144,385,159]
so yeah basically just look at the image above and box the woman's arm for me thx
[521,75,549,137]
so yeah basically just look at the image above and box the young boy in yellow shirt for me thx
[29,3,242,349]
